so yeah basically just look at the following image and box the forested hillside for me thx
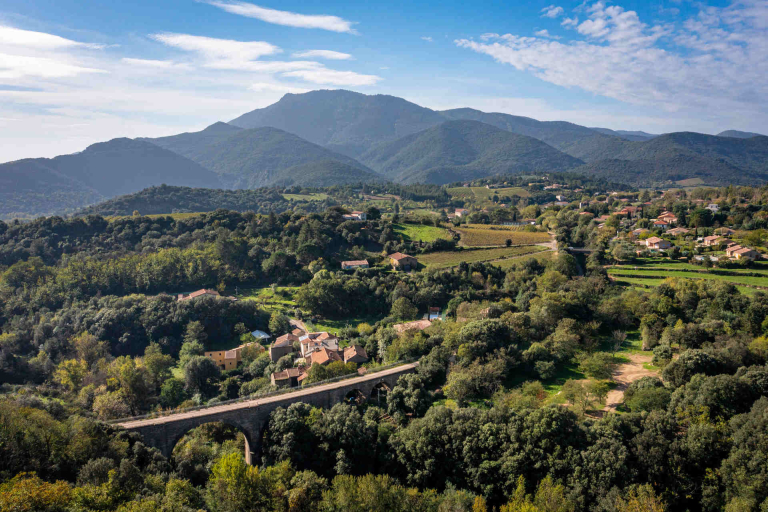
[229,89,447,157]
[1,203,767,511]
[359,120,583,184]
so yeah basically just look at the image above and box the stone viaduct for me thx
[116,362,417,464]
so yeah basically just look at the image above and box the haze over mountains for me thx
[2,89,767,219]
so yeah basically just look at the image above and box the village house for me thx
[269,333,300,362]
[645,237,672,250]
[702,235,725,247]
[389,252,418,271]
[341,259,369,270]
[632,228,650,236]
[706,204,720,213]
[343,345,369,364]
[299,332,339,357]
[307,347,342,366]
[733,247,760,260]
[271,367,305,388]
[177,289,220,301]
[205,342,263,371]
[428,307,441,320]
[653,220,670,230]
[342,211,367,221]
[454,208,469,217]
[657,212,678,224]
[725,245,744,258]
[666,227,690,236]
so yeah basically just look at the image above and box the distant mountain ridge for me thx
[145,124,379,188]
[589,128,659,142]
[359,120,584,184]
[718,130,765,139]
[0,138,221,218]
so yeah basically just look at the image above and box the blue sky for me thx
[0,0,766,161]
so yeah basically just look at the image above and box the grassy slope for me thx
[418,246,547,269]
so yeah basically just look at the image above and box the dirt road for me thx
[603,353,656,412]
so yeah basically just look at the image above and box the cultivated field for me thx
[282,192,329,201]
[418,246,547,269]
[447,186,529,204]
[493,250,555,268]
[455,225,551,246]
[392,223,453,242]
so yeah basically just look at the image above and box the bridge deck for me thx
[118,362,418,429]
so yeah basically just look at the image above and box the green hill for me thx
[140,122,243,159]
[76,185,296,217]
[589,127,658,141]
[359,120,584,184]
[717,130,765,139]
[0,138,221,219]
[229,89,447,157]
[168,126,380,188]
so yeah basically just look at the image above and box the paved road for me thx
[117,362,418,429]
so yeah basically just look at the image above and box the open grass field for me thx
[282,193,329,201]
[611,275,758,296]
[237,285,300,312]
[492,250,555,268]
[418,246,547,269]
[447,186,529,204]
[455,225,551,247]
[613,259,768,275]
[392,223,452,243]
[607,268,768,288]
[107,212,206,222]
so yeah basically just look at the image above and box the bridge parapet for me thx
[118,362,417,463]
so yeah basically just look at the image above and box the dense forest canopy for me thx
[1,187,768,511]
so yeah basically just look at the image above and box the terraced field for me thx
[418,246,547,269]
[608,271,764,296]
[455,225,551,247]
[282,193,329,201]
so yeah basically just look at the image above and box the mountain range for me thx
[2,88,767,219]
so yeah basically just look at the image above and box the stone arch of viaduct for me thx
[116,363,416,464]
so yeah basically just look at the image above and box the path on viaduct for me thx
[117,362,418,464]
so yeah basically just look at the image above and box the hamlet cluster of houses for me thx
[267,327,369,388]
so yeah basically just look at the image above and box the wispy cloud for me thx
[291,49,352,60]
[561,17,579,28]
[206,1,358,34]
[0,25,104,49]
[0,53,106,78]
[121,57,191,69]
[456,0,768,119]
[283,68,381,86]
[421,36,434,42]
[150,33,279,60]
[250,82,310,93]
[534,29,560,39]
[540,5,564,18]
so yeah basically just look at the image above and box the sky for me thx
[0,0,767,162]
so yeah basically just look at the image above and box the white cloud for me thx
[541,5,564,18]
[456,0,768,119]
[421,36,434,42]
[291,49,352,60]
[0,25,103,49]
[282,68,381,86]
[561,17,579,28]
[207,1,358,33]
[0,53,106,78]
[150,33,280,60]
[121,57,190,69]
[250,82,310,93]
[534,29,560,39]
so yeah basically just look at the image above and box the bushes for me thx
[624,376,670,412]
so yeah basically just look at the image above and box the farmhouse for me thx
[666,227,690,236]
[342,211,367,221]
[645,237,672,250]
[454,208,469,217]
[389,252,418,271]
[653,220,670,230]
[702,235,725,247]
[177,289,220,301]
[706,204,720,213]
[732,247,760,260]
[341,260,369,270]
[307,347,342,366]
